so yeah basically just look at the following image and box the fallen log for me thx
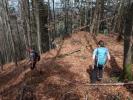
[84,82,133,86]
[57,49,81,58]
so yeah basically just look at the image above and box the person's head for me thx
[98,40,105,47]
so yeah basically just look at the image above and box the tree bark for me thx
[35,0,42,54]
[123,3,133,81]
[90,0,100,34]
[2,0,18,66]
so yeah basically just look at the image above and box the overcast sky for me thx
[8,0,97,9]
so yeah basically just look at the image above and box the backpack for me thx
[31,50,40,61]
[96,47,108,66]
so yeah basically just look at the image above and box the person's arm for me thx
[92,49,97,65]
[107,49,111,61]
[93,49,97,59]
[92,49,97,69]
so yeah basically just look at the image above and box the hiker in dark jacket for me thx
[27,48,40,70]
[92,40,110,81]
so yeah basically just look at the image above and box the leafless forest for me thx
[0,0,133,99]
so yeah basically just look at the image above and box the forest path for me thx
[0,31,133,100]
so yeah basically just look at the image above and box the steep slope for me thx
[0,31,133,100]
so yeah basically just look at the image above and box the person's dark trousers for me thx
[96,64,104,81]
[30,61,37,70]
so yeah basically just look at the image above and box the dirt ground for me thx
[0,31,133,100]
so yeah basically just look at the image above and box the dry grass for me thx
[0,31,133,100]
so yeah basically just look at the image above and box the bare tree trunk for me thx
[35,0,42,54]
[123,3,133,81]
[112,0,125,33]
[21,0,32,48]
[90,0,100,34]
[27,0,32,47]
[64,0,68,35]
[48,0,51,49]
[19,0,29,54]
[15,17,23,60]
[90,0,104,34]
[2,0,18,66]
[0,11,11,63]
[53,0,56,37]
[131,46,133,63]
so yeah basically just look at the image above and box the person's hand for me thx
[108,59,111,62]
[92,61,95,69]
[92,64,94,69]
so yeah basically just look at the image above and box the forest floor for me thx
[0,31,133,100]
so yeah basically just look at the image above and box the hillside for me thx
[0,31,133,100]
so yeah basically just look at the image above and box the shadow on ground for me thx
[0,63,30,89]
[1,59,82,100]
[86,65,98,83]
[104,55,122,82]
[37,59,81,100]
[87,55,123,83]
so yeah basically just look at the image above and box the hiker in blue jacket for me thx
[92,40,110,81]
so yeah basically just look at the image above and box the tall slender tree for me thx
[123,2,133,81]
